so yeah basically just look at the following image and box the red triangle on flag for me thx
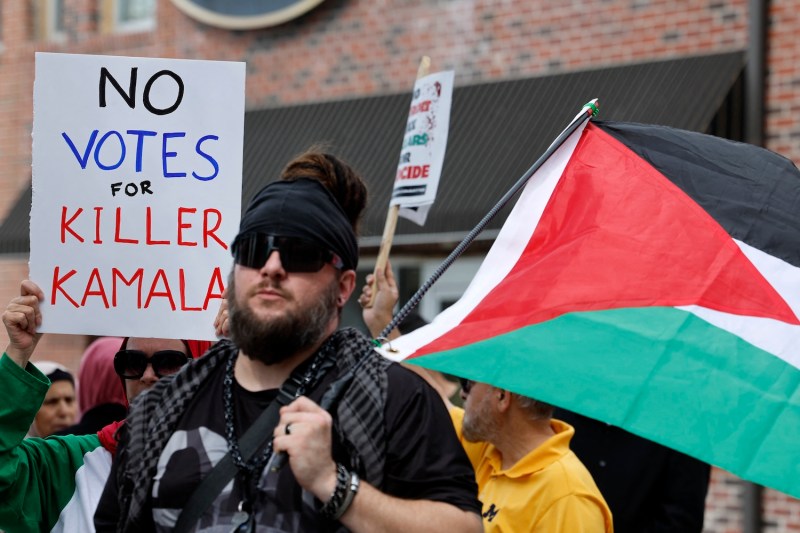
[450,123,799,345]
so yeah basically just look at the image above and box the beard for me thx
[227,274,339,365]
[461,392,501,443]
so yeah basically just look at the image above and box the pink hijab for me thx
[77,337,126,416]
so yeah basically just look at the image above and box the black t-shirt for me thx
[555,408,710,533]
[150,360,481,532]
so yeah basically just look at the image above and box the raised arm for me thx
[2,279,45,368]
[359,261,400,340]
[1,280,105,533]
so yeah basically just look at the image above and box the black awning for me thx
[0,51,745,255]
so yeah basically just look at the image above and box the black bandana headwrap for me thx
[232,179,359,270]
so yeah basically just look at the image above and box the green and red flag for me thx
[380,117,800,498]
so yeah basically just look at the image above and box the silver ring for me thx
[285,423,292,435]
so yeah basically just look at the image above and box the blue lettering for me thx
[93,130,125,171]
[162,132,187,178]
[62,130,99,169]
[192,135,219,181]
[126,130,157,172]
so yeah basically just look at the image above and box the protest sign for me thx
[390,70,454,225]
[30,53,245,340]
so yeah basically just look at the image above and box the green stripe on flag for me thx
[410,306,800,498]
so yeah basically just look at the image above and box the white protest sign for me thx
[391,70,454,225]
[30,53,245,340]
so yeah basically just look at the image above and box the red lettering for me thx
[144,269,176,310]
[145,207,170,245]
[202,267,226,310]
[177,207,198,247]
[409,100,432,115]
[80,268,110,308]
[51,266,79,307]
[49,267,221,312]
[114,207,138,244]
[93,207,102,244]
[203,208,227,250]
[61,207,84,243]
[396,164,431,180]
[112,268,144,308]
[179,269,202,311]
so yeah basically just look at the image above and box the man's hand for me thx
[273,396,338,502]
[213,289,230,338]
[273,395,481,533]
[358,261,399,339]
[2,280,45,368]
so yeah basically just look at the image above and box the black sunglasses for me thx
[233,233,344,273]
[459,378,475,394]
[114,349,190,379]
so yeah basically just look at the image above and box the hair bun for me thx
[280,148,368,234]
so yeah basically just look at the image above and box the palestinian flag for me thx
[381,118,800,499]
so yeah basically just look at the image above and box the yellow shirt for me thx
[451,408,614,533]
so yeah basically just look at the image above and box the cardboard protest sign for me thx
[391,70,454,225]
[30,53,245,340]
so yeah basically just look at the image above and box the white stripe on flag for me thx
[380,120,589,361]
[679,239,800,370]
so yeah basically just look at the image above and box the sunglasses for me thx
[114,349,190,379]
[459,378,475,394]
[233,234,344,273]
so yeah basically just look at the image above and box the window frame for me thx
[101,0,156,34]
[36,0,67,42]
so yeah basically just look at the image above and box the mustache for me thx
[249,280,290,300]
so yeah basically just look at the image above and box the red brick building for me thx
[0,0,798,531]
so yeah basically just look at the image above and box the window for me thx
[118,0,155,29]
[35,0,66,41]
[102,0,155,33]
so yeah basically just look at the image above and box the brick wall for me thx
[764,0,800,159]
[703,468,800,533]
[705,468,745,533]
[0,0,797,529]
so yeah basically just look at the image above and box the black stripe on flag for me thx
[597,120,800,268]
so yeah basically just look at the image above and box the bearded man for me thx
[453,379,613,532]
[94,151,482,533]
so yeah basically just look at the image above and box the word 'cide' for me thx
[396,165,431,180]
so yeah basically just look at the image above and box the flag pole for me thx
[366,56,432,308]
[377,99,600,342]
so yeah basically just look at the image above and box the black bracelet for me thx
[319,463,350,520]
[332,469,360,520]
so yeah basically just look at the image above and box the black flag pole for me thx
[377,99,601,343]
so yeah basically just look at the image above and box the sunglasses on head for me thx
[233,233,344,273]
[459,378,475,394]
[114,349,190,379]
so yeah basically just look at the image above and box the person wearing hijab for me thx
[55,337,128,436]
[27,361,77,438]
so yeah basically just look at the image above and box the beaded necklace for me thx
[222,339,336,475]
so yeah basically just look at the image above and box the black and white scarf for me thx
[114,327,390,532]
